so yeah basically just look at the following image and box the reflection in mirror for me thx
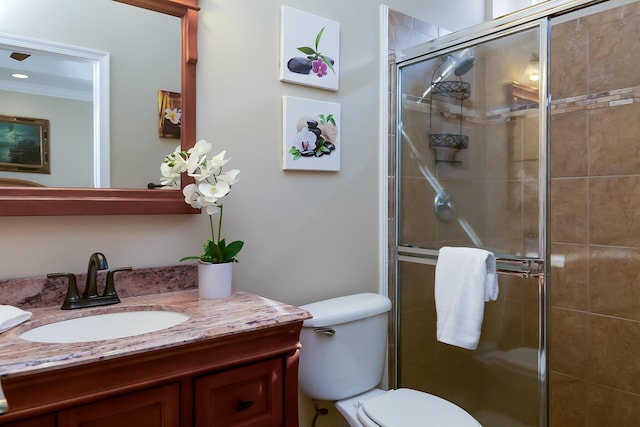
[0,34,108,187]
[0,0,180,189]
[0,0,199,215]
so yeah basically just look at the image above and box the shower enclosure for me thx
[392,7,551,427]
[392,1,640,426]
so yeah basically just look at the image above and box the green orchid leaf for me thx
[223,240,244,262]
[315,27,325,51]
[208,241,224,263]
[289,146,302,160]
[297,46,317,56]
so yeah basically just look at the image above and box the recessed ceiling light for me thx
[11,73,29,79]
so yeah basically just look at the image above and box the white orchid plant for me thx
[160,140,243,264]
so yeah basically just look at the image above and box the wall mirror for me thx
[0,0,199,215]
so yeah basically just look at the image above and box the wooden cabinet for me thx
[0,322,302,426]
[194,358,283,426]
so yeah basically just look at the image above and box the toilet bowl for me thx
[299,293,481,427]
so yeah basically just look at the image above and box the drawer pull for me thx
[236,400,253,412]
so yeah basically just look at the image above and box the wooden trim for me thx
[0,188,198,216]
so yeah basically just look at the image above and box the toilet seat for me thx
[356,388,481,427]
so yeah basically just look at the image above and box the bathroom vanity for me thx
[0,290,310,426]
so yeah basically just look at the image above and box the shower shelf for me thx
[429,133,469,165]
[428,78,470,165]
[431,81,471,100]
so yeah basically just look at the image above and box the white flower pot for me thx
[198,261,233,299]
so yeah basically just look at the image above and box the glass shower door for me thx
[395,20,547,427]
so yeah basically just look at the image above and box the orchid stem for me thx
[217,204,224,245]
[209,214,216,245]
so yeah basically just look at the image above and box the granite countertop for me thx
[0,289,311,379]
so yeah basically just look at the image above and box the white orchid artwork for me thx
[282,96,340,171]
[158,90,181,139]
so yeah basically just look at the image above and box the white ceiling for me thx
[0,47,93,101]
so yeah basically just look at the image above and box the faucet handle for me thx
[104,267,131,298]
[48,273,80,310]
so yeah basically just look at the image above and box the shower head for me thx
[449,48,476,76]
[418,48,476,101]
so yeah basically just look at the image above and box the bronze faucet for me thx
[84,252,108,299]
[48,252,131,310]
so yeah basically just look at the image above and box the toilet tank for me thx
[298,293,392,401]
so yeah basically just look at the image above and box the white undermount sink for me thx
[19,310,190,343]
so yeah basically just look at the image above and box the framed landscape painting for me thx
[0,115,50,174]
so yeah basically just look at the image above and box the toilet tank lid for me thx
[300,293,392,328]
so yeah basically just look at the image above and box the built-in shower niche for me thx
[428,79,471,165]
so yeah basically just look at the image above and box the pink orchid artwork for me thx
[280,6,340,91]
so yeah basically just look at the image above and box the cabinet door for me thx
[0,414,55,427]
[58,383,180,427]
[194,358,283,427]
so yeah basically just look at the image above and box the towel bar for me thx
[397,246,545,278]
[496,257,544,278]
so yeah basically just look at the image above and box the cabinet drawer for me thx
[195,358,283,427]
[57,383,180,427]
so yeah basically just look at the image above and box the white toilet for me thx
[299,293,481,427]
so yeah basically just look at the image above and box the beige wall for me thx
[0,1,485,299]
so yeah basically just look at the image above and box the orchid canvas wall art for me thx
[282,96,340,171]
[280,6,340,91]
[158,90,181,139]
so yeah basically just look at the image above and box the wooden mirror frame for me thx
[0,0,200,216]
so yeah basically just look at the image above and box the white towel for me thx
[434,246,498,350]
[0,305,32,333]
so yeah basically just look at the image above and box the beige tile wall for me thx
[549,3,640,425]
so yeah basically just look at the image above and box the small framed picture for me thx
[282,96,340,171]
[280,6,340,91]
[158,90,181,139]
[0,115,50,174]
